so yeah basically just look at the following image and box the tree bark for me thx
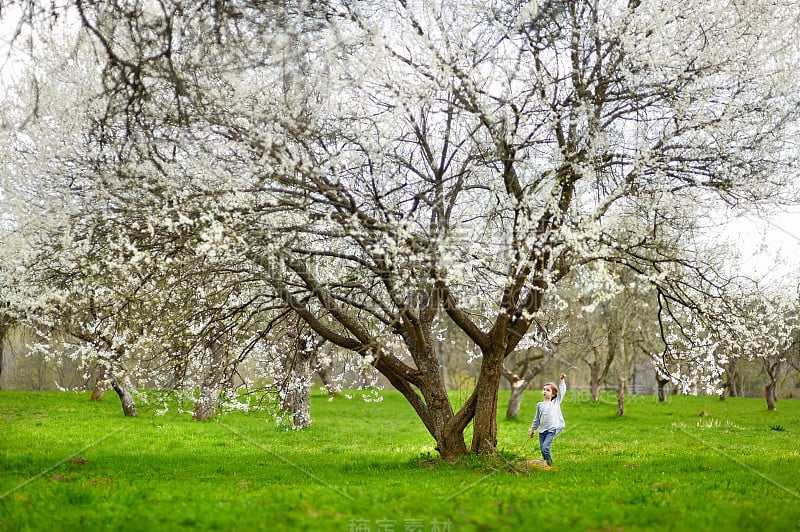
[193,378,222,421]
[616,377,625,416]
[502,365,525,419]
[506,385,525,420]
[590,378,600,403]
[765,383,777,411]
[419,340,469,459]
[0,332,4,389]
[111,379,137,417]
[503,347,549,419]
[764,359,780,411]
[0,334,4,389]
[90,363,112,401]
[194,334,229,421]
[375,351,469,461]
[0,316,12,390]
[93,348,137,417]
[470,345,505,454]
[279,349,315,429]
[730,372,741,398]
[588,344,613,403]
[719,384,728,401]
[89,378,108,401]
[656,377,669,402]
[723,361,741,398]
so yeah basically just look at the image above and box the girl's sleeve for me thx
[530,404,541,431]
[555,380,566,405]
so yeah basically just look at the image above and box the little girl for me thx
[529,373,567,466]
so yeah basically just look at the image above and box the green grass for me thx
[1,389,799,531]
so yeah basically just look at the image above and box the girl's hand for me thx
[530,431,535,438]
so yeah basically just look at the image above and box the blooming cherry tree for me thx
[3,0,800,458]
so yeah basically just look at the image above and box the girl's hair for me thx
[544,382,558,397]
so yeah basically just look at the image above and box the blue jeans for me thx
[539,429,561,465]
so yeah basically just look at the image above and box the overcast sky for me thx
[727,207,800,286]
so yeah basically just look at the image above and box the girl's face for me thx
[542,385,555,400]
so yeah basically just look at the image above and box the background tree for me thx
[742,293,798,411]
[0,308,14,389]
[503,344,552,419]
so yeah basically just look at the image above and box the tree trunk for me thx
[730,372,741,397]
[506,385,525,420]
[424,355,469,459]
[374,330,469,461]
[720,363,738,401]
[0,317,11,390]
[763,359,781,411]
[279,350,314,429]
[274,286,469,459]
[89,380,108,401]
[0,334,4,389]
[471,346,504,454]
[289,383,312,428]
[278,328,320,429]
[590,378,600,403]
[194,335,228,421]
[502,365,525,419]
[585,338,614,403]
[765,382,777,411]
[723,361,741,398]
[438,425,469,461]
[111,379,137,417]
[503,347,549,419]
[616,377,625,416]
[392,359,471,459]
[92,349,136,416]
[0,331,4,389]
[656,377,669,402]
[90,363,112,401]
[377,359,469,461]
[193,379,222,421]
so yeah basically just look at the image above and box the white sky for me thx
[725,207,800,286]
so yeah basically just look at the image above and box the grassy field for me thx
[1,388,799,531]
